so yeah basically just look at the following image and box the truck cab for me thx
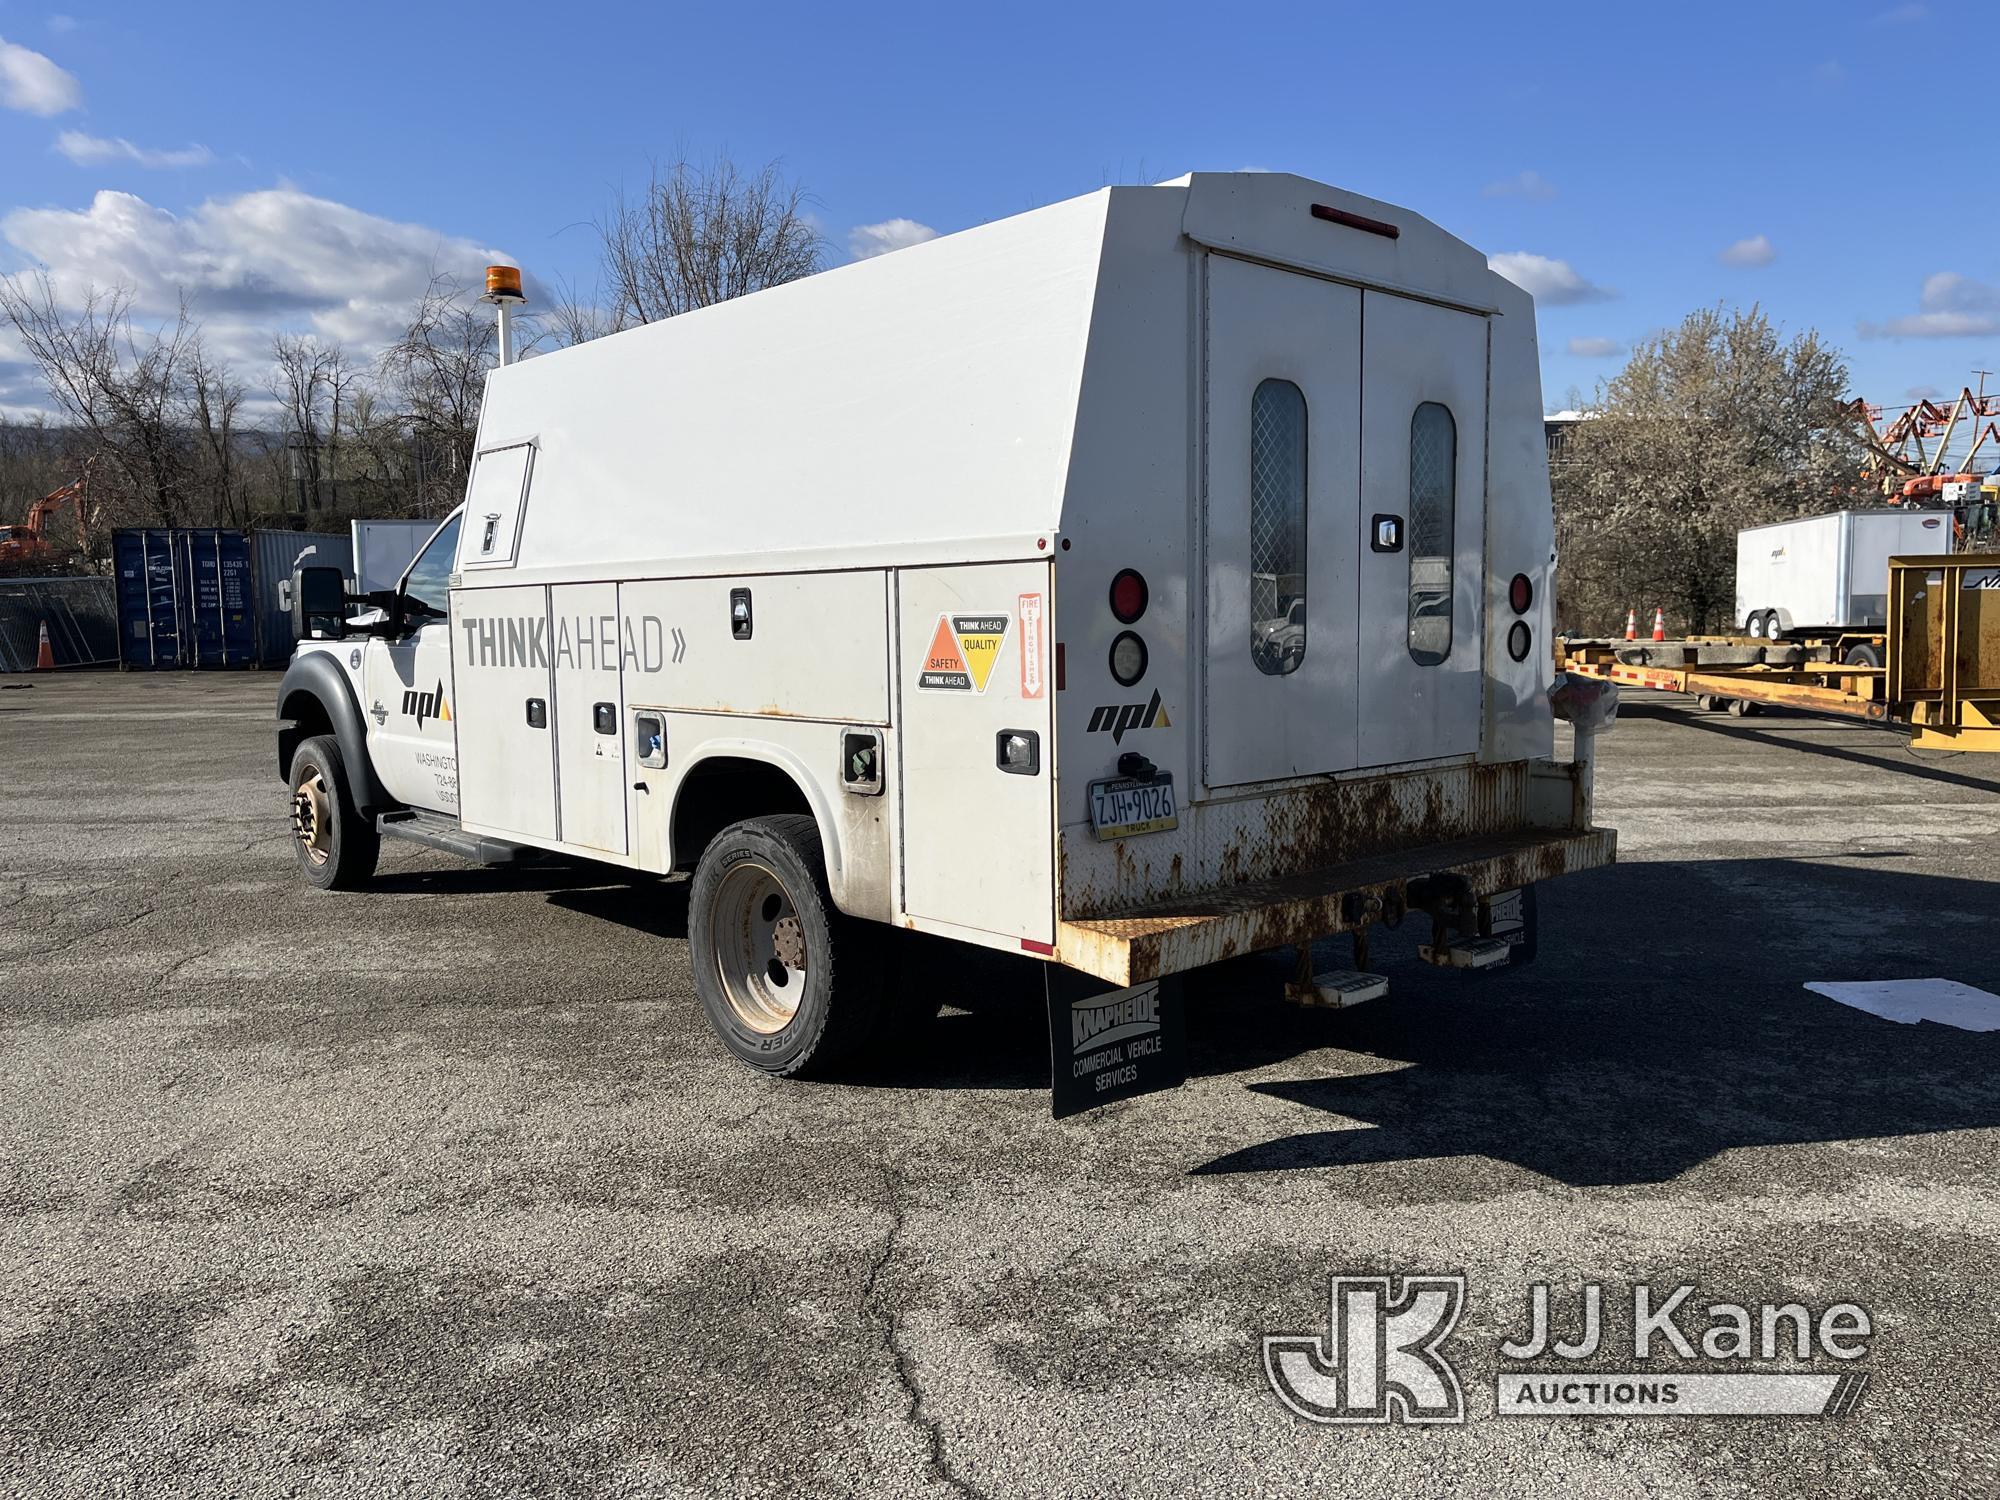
[276,171,1617,1105]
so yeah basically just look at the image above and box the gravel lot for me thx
[4,670,1999,1498]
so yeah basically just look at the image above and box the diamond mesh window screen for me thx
[1249,378,1307,677]
[1408,401,1455,665]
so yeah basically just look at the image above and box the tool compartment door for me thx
[1202,254,1363,786]
[550,582,628,856]
[1357,291,1488,768]
[452,583,558,842]
[897,562,1054,944]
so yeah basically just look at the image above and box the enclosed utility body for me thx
[277,172,1614,1088]
[1736,508,1954,637]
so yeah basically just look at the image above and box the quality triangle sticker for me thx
[918,615,972,691]
[952,614,1009,692]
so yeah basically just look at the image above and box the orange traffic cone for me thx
[1624,609,1637,640]
[1651,608,1666,642]
[34,620,54,670]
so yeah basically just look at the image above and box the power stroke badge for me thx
[1045,972,1186,1119]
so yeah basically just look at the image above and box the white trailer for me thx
[275,172,1614,1111]
[349,519,436,596]
[1736,508,1954,639]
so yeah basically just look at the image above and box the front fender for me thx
[275,651,393,815]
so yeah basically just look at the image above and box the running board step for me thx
[1420,936,1513,970]
[1285,970,1391,1008]
[378,812,531,865]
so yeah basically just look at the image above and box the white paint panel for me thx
[550,582,627,854]
[481,193,1111,579]
[1357,292,1488,768]
[451,583,557,841]
[1202,255,1362,786]
[618,572,888,723]
[898,562,1054,944]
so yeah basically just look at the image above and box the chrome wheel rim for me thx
[291,769,332,866]
[710,860,807,1033]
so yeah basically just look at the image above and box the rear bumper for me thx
[1054,826,1617,986]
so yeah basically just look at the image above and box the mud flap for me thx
[1046,969,1187,1119]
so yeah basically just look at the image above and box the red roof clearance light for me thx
[1310,203,1399,240]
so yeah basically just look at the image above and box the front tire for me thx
[688,813,884,1077]
[288,734,379,890]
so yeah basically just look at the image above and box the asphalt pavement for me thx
[4,671,1999,1498]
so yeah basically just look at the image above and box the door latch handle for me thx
[632,782,649,793]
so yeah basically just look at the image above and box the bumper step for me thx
[1055,827,1616,986]
[1286,969,1391,1008]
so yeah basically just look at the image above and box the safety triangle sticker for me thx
[916,612,1010,693]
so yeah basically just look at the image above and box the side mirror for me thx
[293,565,349,640]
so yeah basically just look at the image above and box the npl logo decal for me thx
[916,613,1009,693]
[1086,689,1171,744]
[1265,1275,1467,1425]
[401,679,453,730]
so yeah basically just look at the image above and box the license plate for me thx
[1088,773,1177,841]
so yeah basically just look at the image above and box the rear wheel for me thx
[688,813,885,1077]
[1845,642,1883,669]
[1745,611,1768,639]
[1727,697,1760,718]
[288,734,379,890]
[1762,611,1784,643]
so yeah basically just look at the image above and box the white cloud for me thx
[1488,251,1614,305]
[1482,170,1556,201]
[55,131,213,169]
[0,33,81,114]
[1566,336,1622,358]
[1860,271,2000,339]
[1718,233,1776,268]
[1,187,509,379]
[847,217,938,260]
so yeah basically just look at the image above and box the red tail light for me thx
[1509,573,1534,614]
[1109,569,1148,624]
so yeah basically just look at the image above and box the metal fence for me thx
[0,576,119,672]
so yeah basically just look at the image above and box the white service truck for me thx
[275,172,1616,1111]
[1736,508,1955,640]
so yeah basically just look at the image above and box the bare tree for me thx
[598,153,824,327]
[1552,306,1865,635]
[0,271,206,529]
[270,333,364,515]
[379,271,495,515]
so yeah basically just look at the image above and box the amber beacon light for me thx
[482,264,528,367]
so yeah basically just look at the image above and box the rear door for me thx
[1356,292,1488,768]
[1202,254,1362,786]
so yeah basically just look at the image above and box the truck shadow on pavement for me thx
[1190,858,2000,1187]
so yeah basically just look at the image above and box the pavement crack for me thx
[865,1165,989,1500]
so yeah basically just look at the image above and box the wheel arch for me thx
[668,740,847,890]
[275,651,393,815]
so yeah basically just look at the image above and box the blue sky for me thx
[1,0,1994,423]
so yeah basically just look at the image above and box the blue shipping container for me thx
[113,528,347,668]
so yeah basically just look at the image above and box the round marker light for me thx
[1507,620,1532,662]
[1509,572,1534,614]
[1110,569,1149,624]
[1109,630,1148,686]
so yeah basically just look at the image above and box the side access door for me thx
[451,583,560,843]
[360,513,463,814]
